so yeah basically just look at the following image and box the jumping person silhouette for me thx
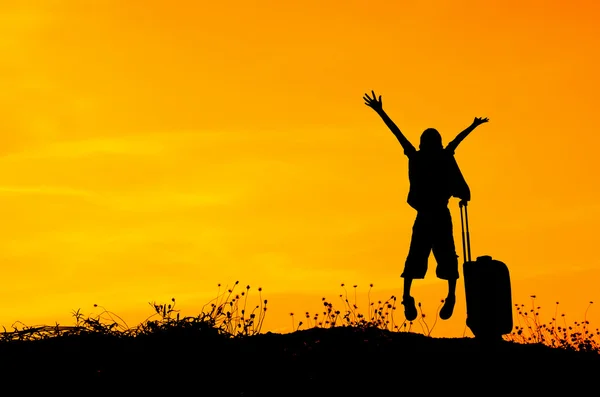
[363,90,489,321]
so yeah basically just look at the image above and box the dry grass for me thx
[1,280,267,342]
[1,282,598,356]
[0,282,598,394]
[504,295,599,352]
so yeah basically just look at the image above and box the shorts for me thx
[400,207,459,280]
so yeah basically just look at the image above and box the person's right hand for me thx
[472,117,489,126]
[363,90,383,112]
[459,199,469,207]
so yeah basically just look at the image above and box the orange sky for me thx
[1,0,600,337]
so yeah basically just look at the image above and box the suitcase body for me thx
[463,255,513,337]
[460,204,513,338]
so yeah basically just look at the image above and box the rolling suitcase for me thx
[460,203,513,339]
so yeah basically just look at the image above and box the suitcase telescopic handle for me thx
[460,202,472,263]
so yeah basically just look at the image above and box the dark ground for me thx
[0,326,598,395]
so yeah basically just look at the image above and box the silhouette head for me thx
[419,128,443,151]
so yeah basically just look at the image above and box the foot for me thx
[402,296,418,321]
[440,295,456,320]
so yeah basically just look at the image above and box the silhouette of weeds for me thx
[291,283,443,337]
[0,281,267,342]
[504,295,599,353]
[1,285,598,355]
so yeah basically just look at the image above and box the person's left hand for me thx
[363,90,384,112]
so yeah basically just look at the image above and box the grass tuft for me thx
[504,296,599,353]
[1,284,597,356]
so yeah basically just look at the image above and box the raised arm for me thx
[364,90,416,156]
[446,117,489,153]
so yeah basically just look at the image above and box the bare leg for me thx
[403,277,413,299]
[401,277,417,321]
[447,278,456,298]
[440,279,457,320]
